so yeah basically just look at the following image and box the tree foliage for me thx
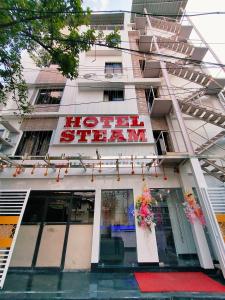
[0,0,121,115]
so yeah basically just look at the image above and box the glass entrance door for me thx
[99,190,137,267]
[151,189,200,267]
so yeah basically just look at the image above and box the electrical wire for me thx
[1,8,225,18]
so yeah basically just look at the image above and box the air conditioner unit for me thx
[105,73,113,79]
[83,73,96,79]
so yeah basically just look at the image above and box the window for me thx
[105,62,122,74]
[15,131,52,156]
[22,191,95,224]
[104,90,124,102]
[35,88,64,105]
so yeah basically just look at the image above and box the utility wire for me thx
[1,8,225,18]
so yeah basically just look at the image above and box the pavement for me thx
[0,270,225,299]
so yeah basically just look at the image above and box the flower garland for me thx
[183,192,206,226]
[135,184,155,231]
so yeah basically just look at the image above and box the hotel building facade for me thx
[0,0,225,288]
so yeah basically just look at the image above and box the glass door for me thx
[151,189,200,267]
[99,190,137,267]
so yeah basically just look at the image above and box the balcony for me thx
[134,16,146,31]
[149,98,172,117]
[153,130,188,166]
[140,60,161,78]
[190,47,208,61]
[178,25,193,41]
[139,34,153,52]
[146,87,172,117]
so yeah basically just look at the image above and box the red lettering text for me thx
[130,116,144,127]
[60,130,75,142]
[127,129,147,142]
[91,130,107,142]
[108,130,127,142]
[115,116,129,127]
[83,117,98,128]
[64,116,82,128]
[100,116,114,128]
[76,130,91,142]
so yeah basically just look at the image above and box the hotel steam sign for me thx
[57,115,150,144]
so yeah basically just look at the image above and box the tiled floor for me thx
[0,271,225,299]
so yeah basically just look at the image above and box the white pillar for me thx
[190,158,225,277]
[179,161,214,269]
[133,185,159,264]
[91,188,101,264]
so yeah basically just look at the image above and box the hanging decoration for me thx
[135,183,155,231]
[141,163,145,181]
[64,161,69,175]
[91,163,95,182]
[116,160,120,181]
[98,160,102,173]
[154,163,158,178]
[131,155,135,175]
[183,192,206,226]
[56,168,61,182]
[31,164,36,175]
[44,165,48,176]
[163,166,168,181]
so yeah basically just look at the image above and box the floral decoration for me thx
[183,192,206,225]
[135,184,155,231]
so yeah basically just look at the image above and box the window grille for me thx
[104,90,124,102]
[35,88,64,105]
[105,63,123,74]
[15,131,52,156]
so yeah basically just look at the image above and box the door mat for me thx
[134,272,225,293]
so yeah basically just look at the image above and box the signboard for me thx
[58,115,150,144]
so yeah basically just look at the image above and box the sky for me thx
[83,0,225,74]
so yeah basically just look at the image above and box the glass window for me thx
[15,131,52,156]
[103,90,124,102]
[105,63,122,74]
[23,197,45,223]
[100,190,137,267]
[45,198,69,223]
[35,88,64,105]
[70,192,95,224]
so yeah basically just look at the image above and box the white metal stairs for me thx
[179,100,225,129]
[181,88,207,104]
[149,16,181,34]
[208,188,225,214]
[0,190,30,289]
[156,36,208,62]
[194,131,225,154]
[199,159,225,183]
[167,62,212,86]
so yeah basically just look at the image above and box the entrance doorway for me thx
[99,190,137,268]
[151,188,200,267]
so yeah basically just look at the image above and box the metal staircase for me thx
[166,62,212,86]
[0,190,30,289]
[179,100,225,129]
[181,88,207,103]
[194,131,225,154]
[199,159,225,182]
[149,16,181,34]
[157,36,193,55]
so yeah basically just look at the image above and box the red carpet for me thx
[134,272,225,293]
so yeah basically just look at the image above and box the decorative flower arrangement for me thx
[135,184,155,231]
[183,192,206,226]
